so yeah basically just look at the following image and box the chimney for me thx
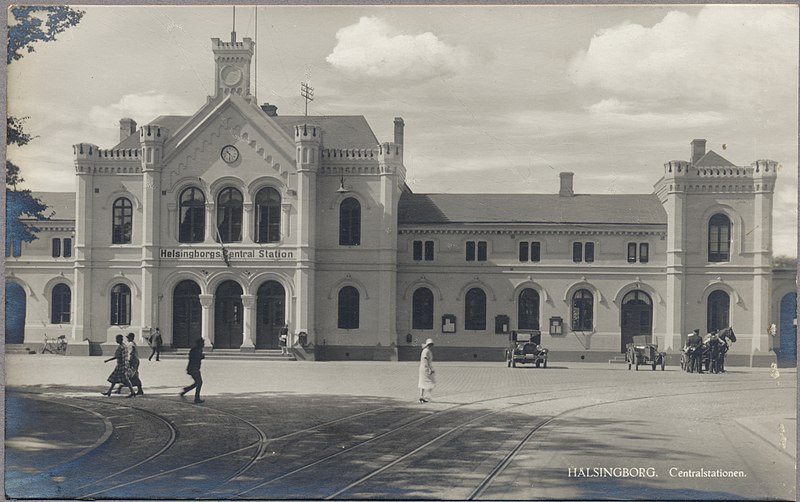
[260,103,278,117]
[119,118,137,142]
[559,172,574,197]
[691,139,706,164]
[394,117,404,145]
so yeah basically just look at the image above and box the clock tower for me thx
[211,32,254,98]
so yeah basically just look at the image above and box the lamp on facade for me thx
[336,175,349,194]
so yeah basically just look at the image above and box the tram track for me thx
[6,377,786,500]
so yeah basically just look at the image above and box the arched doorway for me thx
[778,293,797,365]
[214,281,243,349]
[620,290,653,352]
[256,281,285,349]
[172,280,201,348]
[5,282,26,344]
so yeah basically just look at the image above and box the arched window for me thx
[465,288,486,330]
[571,289,593,331]
[112,197,133,244]
[338,286,360,329]
[518,288,540,330]
[707,290,730,333]
[339,197,361,246]
[708,213,731,262]
[179,187,205,243]
[51,283,71,324]
[217,188,243,243]
[255,187,281,243]
[412,287,434,330]
[110,284,132,326]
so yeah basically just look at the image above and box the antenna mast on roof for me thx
[300,66,314,117]
[231,5,236,43]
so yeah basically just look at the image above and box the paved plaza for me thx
[4,355,797,500]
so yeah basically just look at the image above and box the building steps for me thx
[157,348,296,361]
[6,344,38,355]
[608,355,628,364]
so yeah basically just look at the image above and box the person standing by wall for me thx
[148,327,163,361]
[418,338,436,403]
[180,338,205,404]
[279,324,289,355]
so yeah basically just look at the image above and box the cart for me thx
[506,331,548,368]
[626,335,665,371]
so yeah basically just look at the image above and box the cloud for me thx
[326,16,470,83]
[584,97,726,128]
[87,92,197,144]
[568,6,798,112]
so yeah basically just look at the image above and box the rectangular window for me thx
[530,242,540,262]
[424,240,434,261]
[572,242,582,262]
[51,238,61,258]
[627,243,637,263]
[477,241,487,261]
[466,241,476,261]
[63,238,72,258]
[639,243,649,263]
[585,242,594,263]
[519,242,529,262]
[413,240,423,261]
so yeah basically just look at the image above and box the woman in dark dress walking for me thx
[179,338,205,404]
[102,334,136,397]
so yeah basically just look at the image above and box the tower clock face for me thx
[221,145,240,164]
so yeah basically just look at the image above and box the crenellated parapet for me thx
[751,159,778,179]
[73,143,141,174]
[663,160,692,176]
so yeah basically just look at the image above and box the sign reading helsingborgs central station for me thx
[160,248,295,260]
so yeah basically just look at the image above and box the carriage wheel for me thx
[660,357,666,371]
[651,361,656,371]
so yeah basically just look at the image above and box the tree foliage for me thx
[6,6,84,255]
[8,6,85,64]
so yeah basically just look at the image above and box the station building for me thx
[5,32,797,366]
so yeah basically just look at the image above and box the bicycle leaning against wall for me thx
[41,334,68,355]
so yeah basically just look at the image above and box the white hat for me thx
[423,338,434,348]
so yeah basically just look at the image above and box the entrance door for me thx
[779,293,797,365]
[256,281,285,349]
[5,282,26,344]
[620,290,653,352]
[214,281,243,349]
[173,280,202,348]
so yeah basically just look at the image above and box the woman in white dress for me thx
[418,338,436,403]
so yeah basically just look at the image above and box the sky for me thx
[6,4,798,257]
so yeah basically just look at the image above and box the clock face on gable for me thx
[221,145,240,164]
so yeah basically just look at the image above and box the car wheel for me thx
[543,359,547,368]
[535,361,540,368]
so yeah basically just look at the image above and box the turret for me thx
[294,124,322,172]
[211,35,254,98]
[138,124,169,170]
[73,143,100,174]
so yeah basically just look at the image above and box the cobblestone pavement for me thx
[4,355,796,500]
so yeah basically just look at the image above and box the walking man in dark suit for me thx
[180,338,205,404]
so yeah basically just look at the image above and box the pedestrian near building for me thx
[102,334,136,398]
[180,338,205,404]
[279,325,289,355]
[148,327,163,361]
[418,338,436,403]
[126,333,144,395]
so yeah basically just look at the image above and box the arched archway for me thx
[256,281,286,349]
[620,290,653,352]
[214,281,243,348]
[778,293,797,365]
[5,282,26,344]
[172,280,202,348]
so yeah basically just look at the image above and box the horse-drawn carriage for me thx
[681,327,736,374]
[506,331,548,368]
[625,335,666,371]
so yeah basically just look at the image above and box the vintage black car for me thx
[506,331,548,368]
